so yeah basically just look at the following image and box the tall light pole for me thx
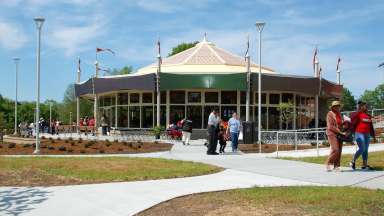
[315,58,320,130]
[33,17,44,154]
[245,35,251,122]
[156,39,161,127]
[49,102,52,134]
[256,21,265,153]
[76,57,81,133]
[13,58,20,135]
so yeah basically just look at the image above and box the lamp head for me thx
[255,21,266,32]
[13,58,20,63]
[34,17,45,29]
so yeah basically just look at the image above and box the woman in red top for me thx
[325,101,345,172]
[350,102,375,170]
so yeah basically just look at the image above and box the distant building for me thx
[75,37,341,137]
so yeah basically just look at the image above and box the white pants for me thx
[182,131,191,145]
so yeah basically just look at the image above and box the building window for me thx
[130,93,140,104]
[117,106,128,127]
[268,107,280,129]
[154,105,167,126]
[154,91,167,104]
[141,106,153,128]
[221,106,237,121]
[205,92,218,103]
[282,93,293,103]
[240,91,253,104]
[255,93,266,104]
[269,93,280,104]
[118,93,128,105]
[142,92,153,103]
[187,106,202,129]
[170,91,185,104]
[221,91,237,104]
[239,106,253,122]
[188,92,201,103]
[129,106,140,128]
[170,106,185,124]
[255,107,268,129]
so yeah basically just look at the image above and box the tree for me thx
[60,84,93,124]
[109,66,133,75]
[340,88,356,111]
[360,83,384,109]
[168,41,199,56]
[277,101,294,130]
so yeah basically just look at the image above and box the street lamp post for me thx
[245,36,251,122]
[13,58,20,135]
[33,17,44,154]
[256,21,265,153]
[49,102,52,134]
[76,57,81,133]
[156,40,161,127]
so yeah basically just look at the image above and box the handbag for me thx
[337,132,353,143]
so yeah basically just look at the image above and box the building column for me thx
[293,93,297,130]
[115,93,118,128]
[166,90,170,126]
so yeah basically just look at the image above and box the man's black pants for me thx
[207,126,218,154]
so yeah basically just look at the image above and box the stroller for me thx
[166,121,183,140]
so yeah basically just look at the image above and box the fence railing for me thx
[260,128,327,157]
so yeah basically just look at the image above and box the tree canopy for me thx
[109,66,133,76]
[360,83,384,109]
[340,88,356,111]
[168,41,199,57]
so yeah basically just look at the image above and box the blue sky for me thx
[0,0,383,102]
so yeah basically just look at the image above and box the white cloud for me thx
[0,20,27,49]
[133,0,218,13]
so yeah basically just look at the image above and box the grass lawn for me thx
[282,151,384,170]
[0,157,222,186]
[139,186,384,216]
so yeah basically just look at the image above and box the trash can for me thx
[242,121,254,144]
[253,123,259,143]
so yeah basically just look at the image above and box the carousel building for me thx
[75,37,342,138]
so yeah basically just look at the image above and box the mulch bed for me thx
[238,143,327,153]
[0,138,172,155]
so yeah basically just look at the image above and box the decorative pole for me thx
[156,39,161,127]
[94,54,99,130]
[336,57,341,85]
[245,35,251,122]
[33,17,44,154]
[315,57,320,130]
[49,102,52,134]
[256,21,265,153]
[13,58,20,135]
[76,57,81,133]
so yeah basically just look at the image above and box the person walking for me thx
[325,101,345,172]
[181,117,193,145]
[227,112,241,152]
[350,101,376,170]
[207,109,219,155]
[101,114,109,136]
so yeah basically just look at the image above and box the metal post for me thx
[33,17,44,154]
[76,57,81,133]
[295,131,298,151]
[156,40,161,127]
[336,69,341,85]
[256,21,265,153]
[49,102,52,134]
[315,60,319,134]
[246,36,251,122]
[276,131,279,158]
[13,58,20,135]
[94,60,99,133]
[316,129,319,156]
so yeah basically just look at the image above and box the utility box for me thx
[242,121,254,144]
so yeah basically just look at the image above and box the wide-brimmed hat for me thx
[357,100,367,106]
[330,100,341,108]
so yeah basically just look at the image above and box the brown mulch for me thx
[238,143,328,153]
[0,138,172,155]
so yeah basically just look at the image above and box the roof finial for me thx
[203,32,207,42]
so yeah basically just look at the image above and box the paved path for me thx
[1,140,384,216]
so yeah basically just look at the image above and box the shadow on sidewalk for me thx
[0,187,51,216]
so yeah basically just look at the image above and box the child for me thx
[218,125,227,154]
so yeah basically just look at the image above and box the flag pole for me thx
[315,56,320,130]
[76,57,81,133]
[245,35,251,122]
[94,51,99,132]
[156,39,161,128]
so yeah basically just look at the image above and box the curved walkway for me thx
[1,140,384,216]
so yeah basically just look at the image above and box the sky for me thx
[0,0,383,102]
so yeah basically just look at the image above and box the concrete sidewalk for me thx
[1,140,383,216]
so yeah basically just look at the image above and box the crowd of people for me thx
[326,100,376,171]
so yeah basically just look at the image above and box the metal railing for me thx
[260,128,327,157]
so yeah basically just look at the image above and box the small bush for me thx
[123,141,128,146]
[118,148,123,151]
[105,139,110,143]
[154,140,159,144]
[64,140,69,143]
[84,143,92,148]
[48,146,55,150]
[57,137,61,141]
[99,149,105,154]
[41,145,47,149]
[70,141,75,146]
[8,143,16,148]
[23,143,32,148]
[138,144,142,149]
[58,146,66,151]
[41,136,46,139]
[67,149,74,153]
[80,150,86,154]
[106,143,112,147]
[78,138,83,143]
[32,143,36,148]
[50,139,55,144]
[68,137,73,141]
[114,139,118,143]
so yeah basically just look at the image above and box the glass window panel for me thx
[203,106,219,128]
[221,106,237,122]
[99,96,104,107]
[130,93,140,104]
[154,105,166,126]
[186,106,202,129]
[142,93,153,103]
[117,107,128,128]
[240,91,253,104]
[129,106,140,128]
[188,92,201,103]
[103,96,112,106]
[205,92,218,103]
[269,93,280,104]
[170,91,185,104]
[170,106,185,124]
[268,107,280,129]
[154,91,167,104]
[255,107,267,130]
[118,93,128,105]
[255,93,266,104]
[221,91,237,104]
[141,106,153,128]
[282,93,293,103]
